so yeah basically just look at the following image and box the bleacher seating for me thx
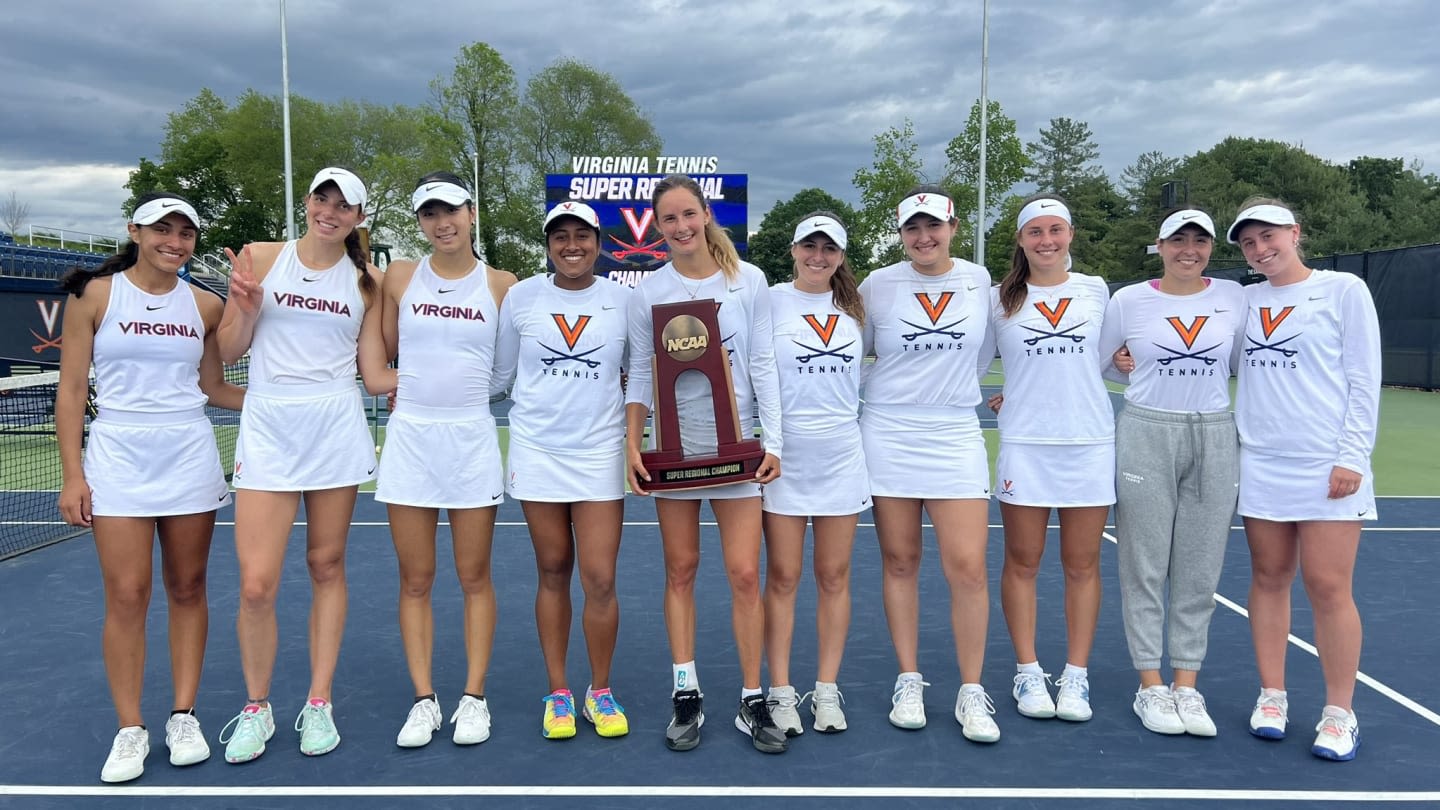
[0,243,108,278]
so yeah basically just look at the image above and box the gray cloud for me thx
[3,0,1438,239]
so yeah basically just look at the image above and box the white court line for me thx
[1102,531,1440,729]
[2,785,1438,801]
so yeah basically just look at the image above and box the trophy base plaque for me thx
[642,439,765,491]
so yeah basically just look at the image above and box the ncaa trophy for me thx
[641,299,766,490]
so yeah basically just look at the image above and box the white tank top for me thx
[395,256,498,409]
[92,272,206,415]
[249,240,365,385]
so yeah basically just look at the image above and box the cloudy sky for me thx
[3,0,1438,242]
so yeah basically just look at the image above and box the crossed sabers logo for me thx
[609,208,668,260]
[1021,299,1087,345]
[1153,316,1222,365]
[902,292,967,341]
[539,314,603,368]
[1245,307,1300,357]
[792,314,855,363]
[31,299,63,353]
[999,479,1015,497]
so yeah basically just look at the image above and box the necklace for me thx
[677,272,706,299]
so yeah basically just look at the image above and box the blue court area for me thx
[2,495,1438,808]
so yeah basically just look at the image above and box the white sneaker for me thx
[954,686,1001,744]
[767,685,803,737]
[1311,706,1360,761]
[451,695,491,745]
[889,674,929,729]
[1055,671,1092,722]
[1012,670,1056,718]
[1133,686,1184,735]
[808,681,847,733]
[1249,688,1288,740]
[164,713,211,766]
[1172,686,1217,737]
[100,726,149,783]
[396,697,443,748]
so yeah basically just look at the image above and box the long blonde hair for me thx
[651,174,740,280]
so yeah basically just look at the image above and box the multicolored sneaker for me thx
[542,690,577,739]
[1249,688,1288,740]
[1312,706,1360,761]
[294,698,340,756]
[582,688,629,738]
[220,703,275,764]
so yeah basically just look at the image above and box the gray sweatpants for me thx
[1115,403,1238,672]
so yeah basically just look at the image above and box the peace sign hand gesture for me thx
[225,246,263,317]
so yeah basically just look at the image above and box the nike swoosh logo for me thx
[218,493,228,502]
[1181,214,1199,220]
[1308,296,1326,301]
[1214,308,1229,313]
[145,305,166,311]
[366,467,377,475]
[728,287,743,293]
[438,288,456,294]
[424,183,443,192]
[966,285,978,291]
[160,201,182,209]
[301,276,320,283]
[1039,202,1057,208]
[490,492,504,500]
[602,305,615,311]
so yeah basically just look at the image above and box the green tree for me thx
[749,189,870,285]
[1120,150,1181,212]
[1025,116,1103,196]
[852,119,926,267]
[944,99,1029,240]
[519,58,662,175]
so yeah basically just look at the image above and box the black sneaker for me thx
[735,694,788,754]
[666,689,704,751]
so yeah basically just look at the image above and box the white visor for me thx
[791,215,847,250]
[131,198,200,230]
[1226,204,1296,244]
[543,201,601,231]
[1016,198,1072,231]
[1157,209,1216,239]
[411,181,471,212]
[308,167,367,208]
[896,193,954,228]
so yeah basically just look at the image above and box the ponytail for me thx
[652,174,740,279]
[59,243,136,297]
[344,229,376,295]
[998,244,1030,318]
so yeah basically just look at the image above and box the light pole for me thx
[974,0,990,267]
[472,150,481,259]
[280,0,296,241]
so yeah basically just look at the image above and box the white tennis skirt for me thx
[505,439,624,503]
[860,404,989,500]
[233,379,377,492]
[85,409,231,517]
[763,422,870,516]
[996,441,1116,507]
[1238,448,1377,522]
[376,403,503,509]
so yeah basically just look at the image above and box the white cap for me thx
[791,215,847,250]
[1016,198,1072,231]
[1158,209,1216,239]
[411,180,471,212]
[896,193,954,228]
[1226,204,1296,244]
[308,167,367,208]
[131,197,200,230]
[543,201,601,231]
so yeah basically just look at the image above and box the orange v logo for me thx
[914,292,954,325]
[1165,315,1209,350]
[551,313,591,350]
[1259,306,1294,340]
[1034,299,1071,328]
[803,314,839,345]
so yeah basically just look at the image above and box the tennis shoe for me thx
[666,688,704,751]
[450,695,491,745]
[220,703,274,763]
[1012,670,1056,718]
[164,712,210,766]
[542,690,577,739]
[1249,689,1288,740]
[735,693,788,754]
[295,698,340,756]
[1173,686,1217,737]
[1312,706,1360,761]
[889,673,929,729]
[954,686,1001,743]
[100,726,149,783]
[396,697,442,748]
[1055,671,1092,722]
[1133,685,1184,735]
[767,685,803,736]
[582,688,629,738]
[809,681,847,733]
